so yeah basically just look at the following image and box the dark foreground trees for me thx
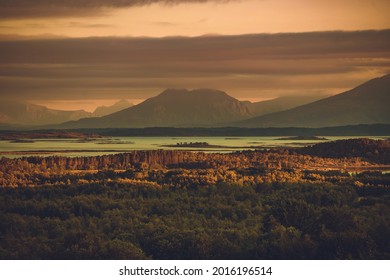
[1,182,389,260]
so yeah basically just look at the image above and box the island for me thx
[9,139,35,143]
[162,142,225,148]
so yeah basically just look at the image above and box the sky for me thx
[0,0,389,111]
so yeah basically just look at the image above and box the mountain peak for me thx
[62,88,252,128]
[158,88,229,98]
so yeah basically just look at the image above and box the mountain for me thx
[60,89,252,128]
[0,112,13,124]
[0,100,92,126]
[235,74,390,128]
[242,95,329,116]
[92,99,133,117]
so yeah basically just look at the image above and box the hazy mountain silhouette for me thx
[242,95,329,116]
[0,100,92,126]
[235,74,390,128]
[92,99,133,117]
[16,74,389,129]
[60,89,252,128]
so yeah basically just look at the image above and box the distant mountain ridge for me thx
[242,95,329,116]
[58,74,390,128]
[236,74,390,128]
[0,99,133,126]
[0,100,91,126]
[0,99,134,126]
[58,89,333,129]
[2,74,388,129]
[92,99,133,117]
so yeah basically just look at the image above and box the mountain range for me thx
[0,99,133,126]
[0,100,91,126]
[60,74,389,128]
[59,89,328,129]
[1,74,389,129]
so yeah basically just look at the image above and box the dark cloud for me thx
[0,0,230,19]
[1,30,389,64]
[0,30,389,100]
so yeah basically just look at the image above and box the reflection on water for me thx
[0,136,387,158]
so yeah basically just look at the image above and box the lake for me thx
[0,136,387,158]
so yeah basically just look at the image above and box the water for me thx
[0,136,387,158]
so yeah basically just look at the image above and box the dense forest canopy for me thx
[1,182,389,259]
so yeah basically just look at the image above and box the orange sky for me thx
[0,0,389,111]
[2,0,390,37]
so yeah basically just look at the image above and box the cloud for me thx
[0,30,389,101]
[67,22,114,28]
[0,0,232,19]
[1,30,389,63]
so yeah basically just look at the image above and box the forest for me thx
[0,138,389,259]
